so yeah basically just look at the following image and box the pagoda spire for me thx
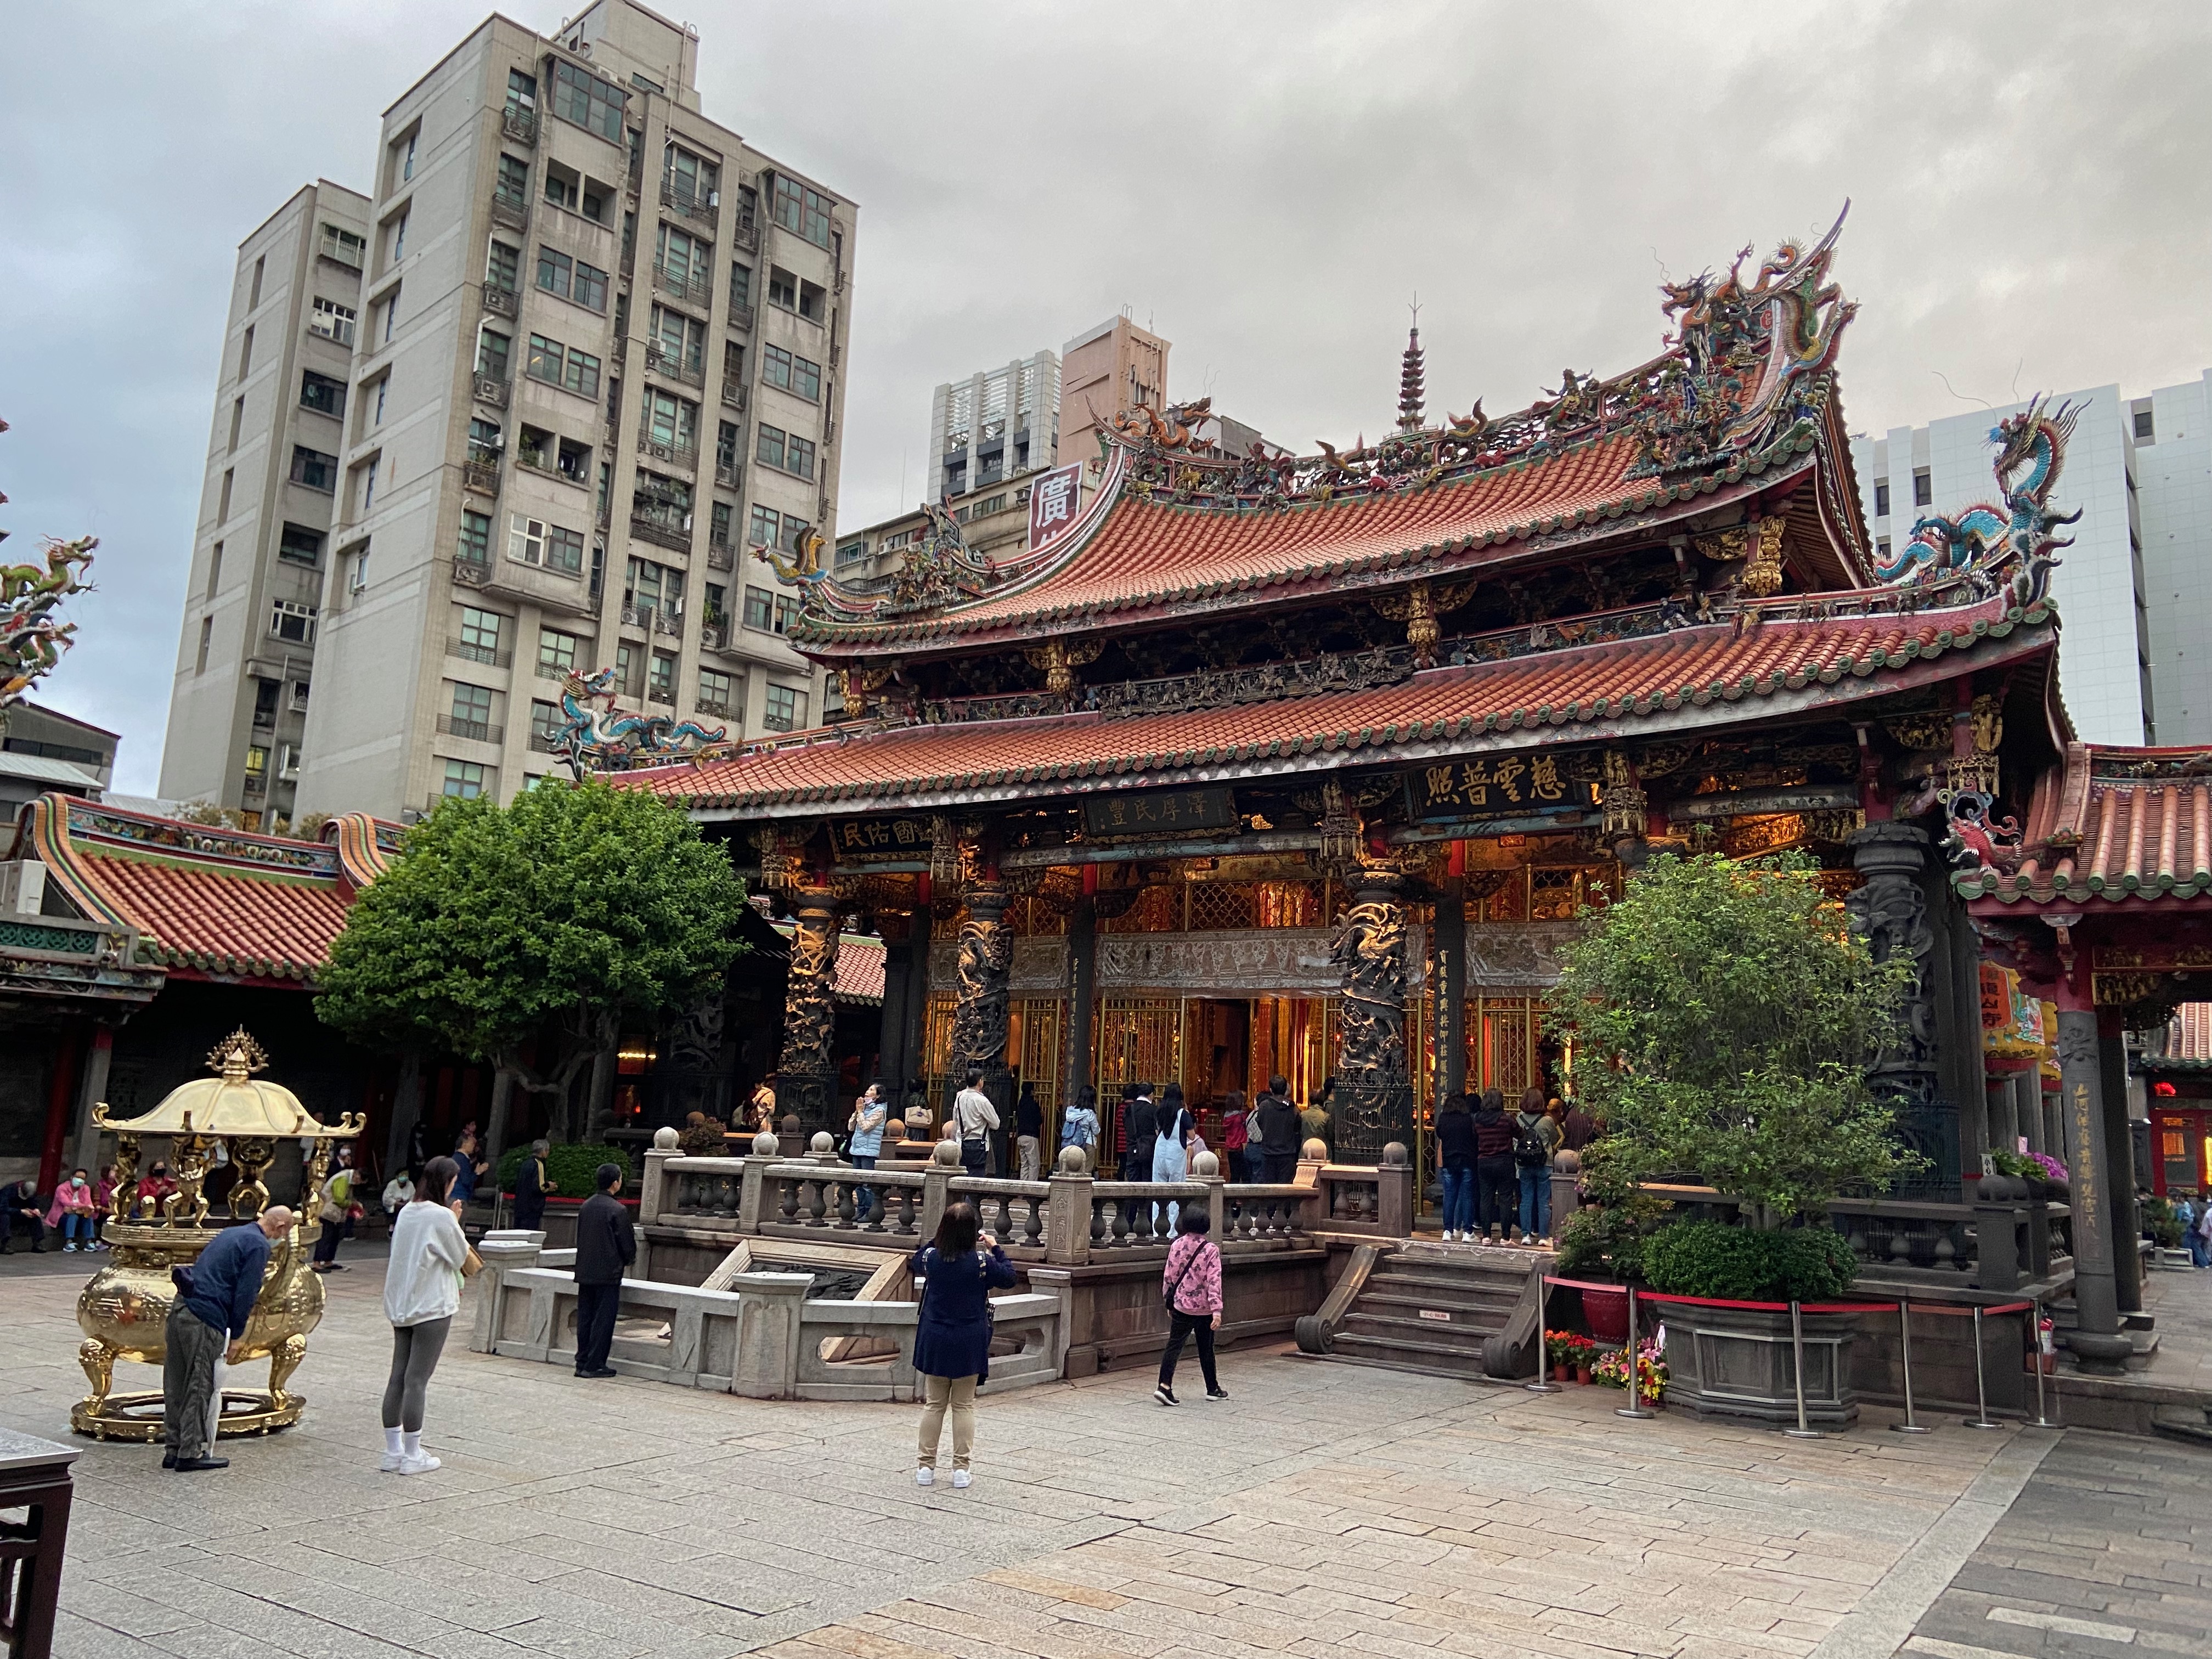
[1396,301,1425,432]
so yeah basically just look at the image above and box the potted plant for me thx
[1547,852,1923,1427]
[1593,1339,1667,1406]
[1544,1329,1593,1383]
[1553,1141,1668,1343]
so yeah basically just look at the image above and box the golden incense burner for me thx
[72,1029,364,1442]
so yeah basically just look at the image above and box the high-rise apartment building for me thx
[1057,315,1167,494]
[927,352,1059,501]
[1852,372,2212,748]
[193,0,857,821]
[159,181,371,825]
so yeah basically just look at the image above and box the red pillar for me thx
[37,1031,84,1194]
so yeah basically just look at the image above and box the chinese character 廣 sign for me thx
[1081,787,1238,838]
[1404,759,1598,820]
[831,817,933,860]
[1027,463,1082,552]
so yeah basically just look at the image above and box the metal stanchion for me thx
[1889,1299,1931,1434]
[1526,1272,1560,1393]
[1962,1305,2002,1429]
[2028,1299,2058,1429]
[1615,1287,1654,1419]
[1782,1300,1824,1439]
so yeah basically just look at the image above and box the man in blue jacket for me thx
[164,1207,293,1472]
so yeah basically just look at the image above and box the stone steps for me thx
[1313,1245,1547,1382]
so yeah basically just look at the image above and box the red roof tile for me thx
[78,852,351,981]
[642,594,2053,814]
[1961,742,2212,906]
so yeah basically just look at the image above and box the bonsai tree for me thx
[318,779,747,1130]
[1547,851,1923,1231]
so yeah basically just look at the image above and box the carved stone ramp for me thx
[1301,1239,1549,1383]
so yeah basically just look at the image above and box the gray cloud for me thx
[4,0,2205,795]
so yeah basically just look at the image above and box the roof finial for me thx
[1397,295,1426,433]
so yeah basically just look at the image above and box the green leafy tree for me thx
[318,780,747,1114]
[1546,851,1922,1228]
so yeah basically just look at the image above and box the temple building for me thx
[607,211,2186,1362]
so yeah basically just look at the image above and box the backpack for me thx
[1511,1117,1551,1169]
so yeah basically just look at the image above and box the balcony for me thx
[651,262,712,308]
[461,460,501,497]
[517,452,590,490]
[436,714,505,745]
[733,218,759,253]
[472,372,510,409]
[659,181,718,225]
[502,105,539,145]
[483,285,518,319]
[528,729,561,753]
[698,620,728,651]
[714,461,743,492]
[453,556,493,588]
[535,660,574,682]
[628,506,691,554]
[242,773,267,797]
[447,634,513,669]
[727,303,755,334]
[706,540,734,572]
[636,426,699,470]
[619,603,684,637]
[645,343,704,388]
[489,193,529,234]
[318,228,363,269]
[695,698,731,719]
[720,380,748,411]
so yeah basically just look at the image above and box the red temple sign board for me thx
[1027,463,1082,552]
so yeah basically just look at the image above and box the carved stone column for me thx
[1437,880,1468,1103]
[1333,871,1410,1164]
[2098,1009,2143,1316]
[1064,895,1098,1120]
[2055,998,2131,1370]
[774,887,842,1142]
[949,879,1014,1120]
[1844,823,1955,1196]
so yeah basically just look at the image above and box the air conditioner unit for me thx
[0,860,48,917]
[682,513,693,531]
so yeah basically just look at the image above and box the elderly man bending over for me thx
[163,1206,293,1472]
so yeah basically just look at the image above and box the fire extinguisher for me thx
[2036,1314,2057,1375]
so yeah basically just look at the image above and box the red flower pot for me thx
[1583,1285,1628,1346]
[1576,1367,1593,1385]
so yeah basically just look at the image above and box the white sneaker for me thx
[950,1469,971,1489]
[915,1466,934,1487]
[1445,1229,1459,1242]
[379,1450,402,1472]
[397,1452,441,1476]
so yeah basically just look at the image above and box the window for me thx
[755,424,815,480]
[239,324,255,378]
[320,226,365,269]
[309,296,356,345]
[245,744,269,779]
[356,456,379,513]
[614,642,641,698]
[290,446,337,491]
[763,683,803,730]
[797,278,826,323]
[647,651,675,704]
[1873,479,1890,517]
[389,208,408,262]
[761,345,821,400]
[2136,407,2156,443]
[441,759,489,800]
[778,515,811,555]
[537,247,608,311]
[250,255,265,308]
[467,417,501,464]
[697,667,733,718]
[255,679,280,725]
[486,240,520,295]
[624,556,685,617]
[506,512,584,573]
[1912,467,1932,507]
[291,680,311,714]
[218,469,234,520]
[770,176,834,248]
[279,524,324,566]
[529,699,561,748]
[458,509,492,567]
[1876,537,1891,561]
[373,376,388,425]
[655,223,711,286]
[742,585,774,630]
[650,303,707,371]
[544,160,580,212]
[350,543,371,594]
[507,69,537,113]
[786,433,816,481]
[710,501,735,547]
[728,264,751,309]
[229,397,244,450]
[774,593,800,633]
[478,329,511,381]
[551,58,625,143]
[767,267,797,311]
[196,616,212,673]
[459,607,504,658]
[747,504,780,548]
[538,628,579,675]
[206,542,224,599]
[836,537,865,567]
[721,338,745,386]
[663,143,718,206]
[717,421,741,471]
[398,132,417,185]
[644,388,697,450]
[525,332,601,398]
[704,581,726,622]
[449,682,495,739]
[381,283,400,342]
[269,597,318,644]
[756,422,786,470]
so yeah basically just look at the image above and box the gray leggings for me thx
[381,1317,451,1432]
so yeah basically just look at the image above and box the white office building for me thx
[928,352,1058,503]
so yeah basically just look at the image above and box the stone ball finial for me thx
[1555,1149,1582,1174]
[932,1139,961,1167]
[884,1120,908,1144]
[810,1131,835,1154]
[1057,1144,1088,1174]
[753,1132,780,1157]
[1302,1138,1330,1162]
[1381,1141,1409,1167]
[652,1125,680,1150]
[1192,1150,1220,1178]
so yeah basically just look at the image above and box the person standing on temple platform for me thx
[1254,1077,1302,1184]
[1059,1085,1101,1172]
[380,1156,470,1476]
[1221,1091,1250,1183]
[748,1075,778,1134]
[572,1163,634,1378]
[1473,1090,1516,1241]
[1513,1086,1562,1244]
[909,1201,1017,1488]
[163,1206,293,1472]
[1152,1084,1195,1231]
[951,1070,1000,1176]
[1561,1097,1599,1154]
[848,1084,888,1223]
[1119,1083,1158,1231]
[1300,1079,1334,1158]
[513,1139,554,1233]
[1014,1082,1045,1182]
[1434,1094,1477,1241]
[450,1133,488,1215]
[311,1155,356,1272]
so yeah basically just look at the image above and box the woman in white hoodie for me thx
[380,1155,471,1475]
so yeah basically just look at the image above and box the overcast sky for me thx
[4,1,2207,796]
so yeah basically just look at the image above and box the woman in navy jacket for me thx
[908,1201,1015,1488]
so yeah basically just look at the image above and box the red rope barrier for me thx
[1543,1276,2035,1319]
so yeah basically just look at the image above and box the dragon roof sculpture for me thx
[551,667,728,776]
[1875,394,2081,610]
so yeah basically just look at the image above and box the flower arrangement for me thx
[2027,1150,2069,1186]
[1988,1148,2069,1185]
[1593,1338,1668,1404]
[1544,1329,1599,1377]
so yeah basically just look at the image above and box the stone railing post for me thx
[1376,1142,1415,1239]
[1024,1265,1075,1379]
[738,1133,779,1232]
[1295,1139,1328,1188]
[1972,1179,2023,1293]
[1195,1149,1227,1240]
[1044,1147,1094,1266]
[919,1141,958,1243]
[729,1271,811,1398]
[640,1136,679,1224]
[469,1232,545,1354]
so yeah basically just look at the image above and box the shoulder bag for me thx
[1163,1239,1199,1314]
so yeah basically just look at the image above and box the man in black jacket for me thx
[514,1139,554,1233]
[1118,1084,1158,1232]
[1252,1076,1303,1184]
[572,1163,634,1379]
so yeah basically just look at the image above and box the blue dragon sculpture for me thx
[1874,395,2081,605]
[554,667,727,777]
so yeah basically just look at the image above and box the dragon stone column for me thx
[949,880,1015,1126]
[774,887,843,1142]
[1333,871,1411,1165]
[1844,823,1954,1194]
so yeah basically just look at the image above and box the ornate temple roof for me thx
[789,213,1868,658]
[632,590,2055,816]
[1956,743,2212,909]
[13,796,402,986]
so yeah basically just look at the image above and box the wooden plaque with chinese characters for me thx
[1404,760,1597,819]
[831,816,934,860]
[1082,787,1237,838]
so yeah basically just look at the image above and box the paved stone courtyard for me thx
[4,1246,2207,1659]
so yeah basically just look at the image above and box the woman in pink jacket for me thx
[1154,1209,1228,1406]
[48,1170,99,1251]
